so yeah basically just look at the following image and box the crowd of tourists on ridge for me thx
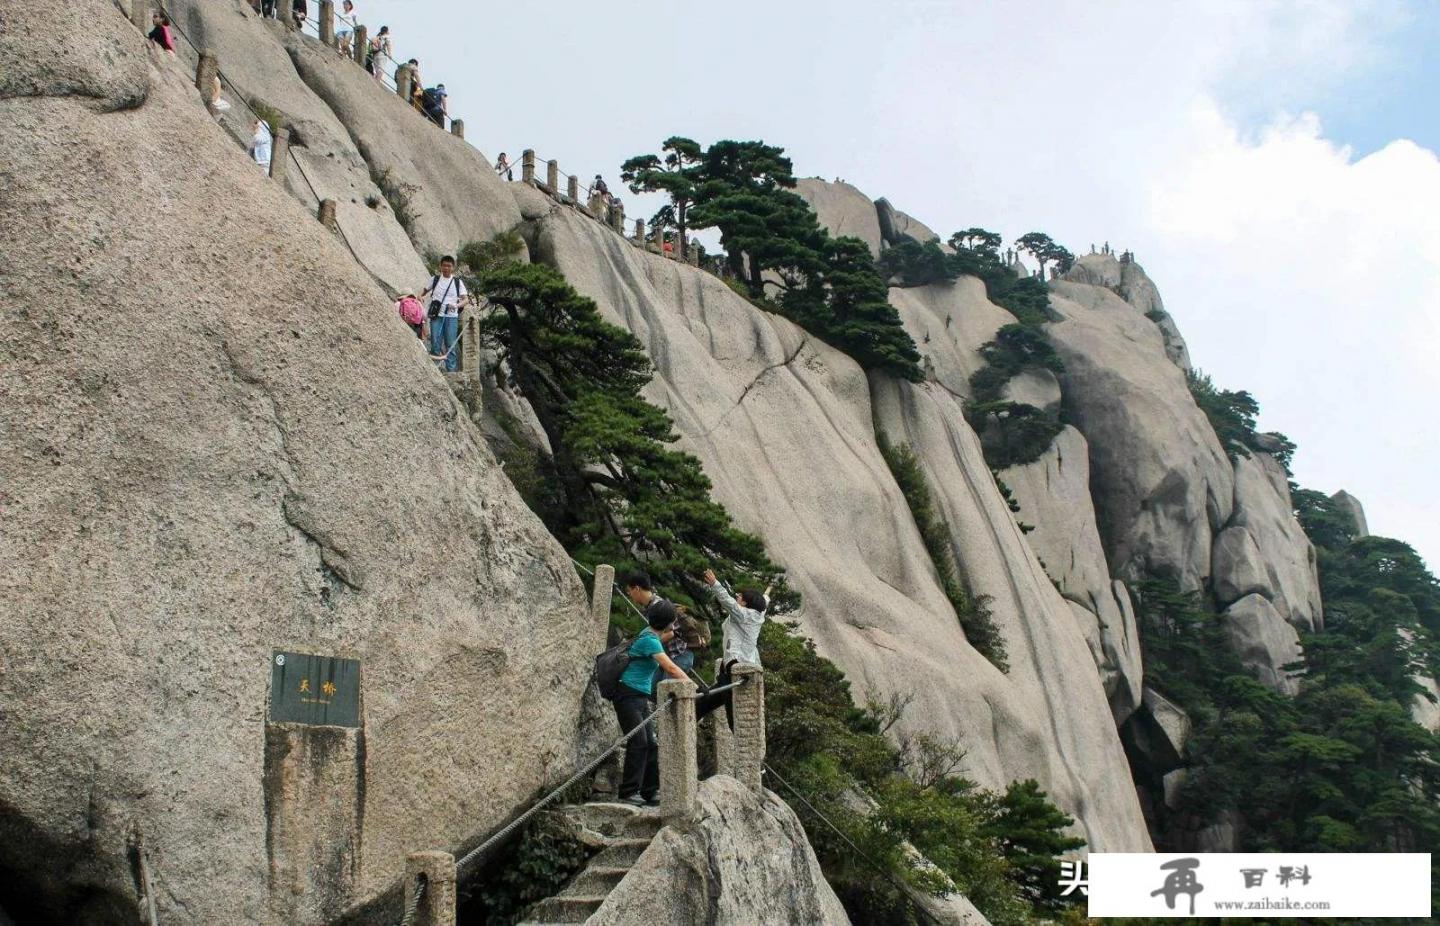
[605,569,767,806]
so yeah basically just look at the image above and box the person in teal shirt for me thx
[614,603,687,805]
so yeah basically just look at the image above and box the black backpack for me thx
[594,638,633,701]
[422,87,442,110]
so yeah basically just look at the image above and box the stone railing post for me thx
[460,307,480,374]
[634,218,645,242]
[405,852,457,926]
[521,149,536,185]
[269,127,291,182]
[612,202,626,233]
[588,564,615,625]
[318,199,338,231]
[657,678,698,823]
[652,223,665,255]
[566,174,579,202]
[352,25,368,64]
[396,64,413,102]
[449,119,464,140]
[194,49,220,114]
[586,190,604,216]
[319,1,336,45]
[730,666,765,792]
[546,160,559,193]
[708,658,736,775]
[130,1,150,31]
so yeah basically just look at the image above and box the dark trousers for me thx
[613,691,658,799]
[695,660,737,730]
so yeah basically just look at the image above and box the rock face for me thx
[166,0,426,293]
[1001,427,1143,720]
[1063,254,1191,370]
[1222,595,1303,695]
[1000,368,1062,416]
[794,177,885,256]
[876,197,945,247]
[1047,279,1235,590]
[589,778,850,926]
[1331,489,1370,537]
[888,278,1016,398]
[1214,454,1322,632]
[526,205,1152,851]
[287,19,521,260]
[0,5,597,922]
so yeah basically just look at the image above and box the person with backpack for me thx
[695,568,766,726]
[622,570,701,674]
[604,605,687,806]
[421,84,448,128]
[395,293,425,340]
[365,26,391,79]
[420,257,467,372]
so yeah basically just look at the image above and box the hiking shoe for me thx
[620,794,647,807]
[644,797,661,807]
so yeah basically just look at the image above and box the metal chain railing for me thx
[396,875,426,926]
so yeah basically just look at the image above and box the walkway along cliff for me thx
[8,1,1423,924]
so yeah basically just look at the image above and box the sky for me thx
[360,0,1439,568]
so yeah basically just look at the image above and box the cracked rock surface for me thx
[0,3,595,922]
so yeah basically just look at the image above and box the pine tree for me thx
[620,137,703,259]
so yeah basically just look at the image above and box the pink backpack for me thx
[398,296,425,325]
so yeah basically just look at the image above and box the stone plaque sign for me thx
[269,651,362,728]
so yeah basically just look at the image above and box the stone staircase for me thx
[514,802,662,925]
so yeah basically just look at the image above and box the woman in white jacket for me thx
[696,568,766,727]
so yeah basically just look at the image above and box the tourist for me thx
[495,152,513,181]
[421,83,448,128]
[336,1,357,56]
[593,174,610,201]
[695,568,765,726]
[396,293,425,340]
[292,0,308,30]
[261,0,279,18]
[622,571,692,674]
[210,77,231,113]
[147,13,176,55]
[365,26,391,79]
[248,119,273,172]
[613,605,687,806]
[420,257,467,372]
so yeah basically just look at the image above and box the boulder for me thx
[529,207,1152,851]
[1047,280,1234,589]
[165,0,427,293]
[589,777,850,926]
[1001,427,1143,721]
[1000,368,1062,416]
[794,177,884,256]
[1141,688,1192,765]
[1221,454,1323,631]
[1331,489,1370,538]
[1062,253,1123,290]
[0,14,596,922]
[1222,595,1303,695]
[288,26,521,259]
[888,277,1018,398]
[875,197,946,248]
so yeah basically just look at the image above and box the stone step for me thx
[556,802,663,844]
[520,894,608,924]
[559,864,630,897]
[590,837,652,868]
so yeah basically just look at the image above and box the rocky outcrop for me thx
[1214,454,1322,631]
[1047,279,1235,589]
[1222,595,1303,695]
[588,778,850,926]
[794,177,885,256]
[1331,489,1370,537]
[1001,427,1143,721]
[287,20,521,260]
[0,5,596,922]
[166,0,425,293]
[888,278,1016,398]
[526,204,1151,851]
[876,197,945,248]
[1063,254,1190,370]
[1000,368,1062,415]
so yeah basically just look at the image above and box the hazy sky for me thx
[361,0,1439,567]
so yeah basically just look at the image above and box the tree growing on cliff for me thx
[473,260,782,607]
[1014,232,1073,279]
[621,136,703,258]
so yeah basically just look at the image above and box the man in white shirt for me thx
[249,119,272,172]
[420,256,468,372]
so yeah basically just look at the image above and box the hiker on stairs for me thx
[613,604,687,807]
[622,570,693,674]
[696,568,766,726]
